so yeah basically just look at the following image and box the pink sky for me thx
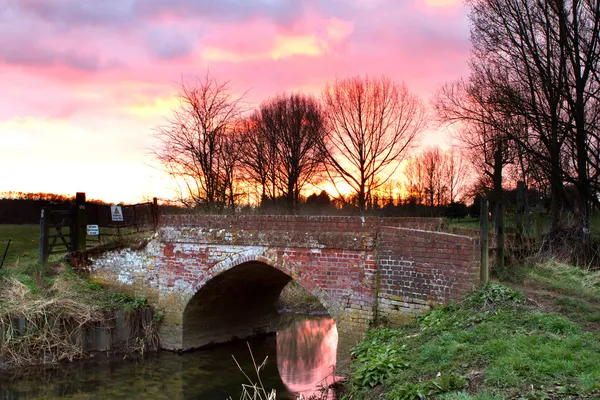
[0,0,470,203]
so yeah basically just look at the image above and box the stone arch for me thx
[181,248,341,350]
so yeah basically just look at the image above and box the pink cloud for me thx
[0,0,472,201]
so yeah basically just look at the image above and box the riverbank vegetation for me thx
[343,260,600,399]
[0,226,158,372]
[277,280,329,315]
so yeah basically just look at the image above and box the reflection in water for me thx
[277,317,341,399]
[0,315,338,400]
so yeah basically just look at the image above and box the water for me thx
[0,315,340,400]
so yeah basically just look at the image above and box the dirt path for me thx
[513,281,600,332]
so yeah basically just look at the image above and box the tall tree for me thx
[404,147,469,207]
[466,0,588,228]
[153,74,246,210]
[322,75,427,212]
[260,93,326,210]
[553,0,600,233]
[239,94,326,210]
[444,148,470,204]
[434,75,516,217]
[238,112,278,204]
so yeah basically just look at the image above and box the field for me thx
[0,224,40,267]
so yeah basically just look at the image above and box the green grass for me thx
[0,224,147,311]
[0,224,40,267]
[448,217,481,230]
[524,259,600,303]
[449,215,538,237]
[344,283,600,399]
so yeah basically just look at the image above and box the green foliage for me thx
[524,312,579,335]
[153,311,164,322]
[463,283,525,311]
[85,279,102,291]
[437,391,503,400]
[345,281,600,400]
[554,296,600,323]
[351,328,405,357]
[277,280,326,313]
[352,346,408,388]
[519,389,547,400]
[349,329,409,390]
[107,292,147,310]
[16,273,39,295]
[388,373,467,400]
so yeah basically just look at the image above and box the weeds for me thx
[389,373,467,400]
[229,343,276,400]
[462,283,526,311]
[344,282,600,399]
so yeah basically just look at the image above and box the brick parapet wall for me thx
[160,226,376,251]
[376,227,480,325]
[160,214,445,233]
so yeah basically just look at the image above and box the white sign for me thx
[111,205,124,222]
[87,225,100,236]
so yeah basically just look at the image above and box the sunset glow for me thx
[0,0,471,203]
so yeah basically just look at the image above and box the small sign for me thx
[87,225,100,236]
[111,205,124,222]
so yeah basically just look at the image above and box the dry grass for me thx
[0,263,159,371]
[0,276,105,368]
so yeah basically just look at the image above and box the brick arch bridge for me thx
[89,215,480,353]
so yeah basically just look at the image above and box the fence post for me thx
[535,210,543,244]
[496,202,505,274]
[75,192,87,251]
[39,208,49,265]
[515,181,525,242]
[480,197,489,285]
[152,197,159,231]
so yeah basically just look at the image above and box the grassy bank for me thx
[344,262,600,399]
[0,224,158,371]
[0,262,156,370]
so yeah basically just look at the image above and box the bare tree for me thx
[238,112,278,204]
[239,94,326,211]
[404,156,427,205]
[403,147,468,208]
[465,0,600,229]
[434,75,516,217]
[153,74,246,211]
[322,75,427,212]
[260,94,326,210]
[444,148,470,204]
[553,0,600,232]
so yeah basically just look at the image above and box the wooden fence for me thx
[39,193,158,264]
[479,182,548,284]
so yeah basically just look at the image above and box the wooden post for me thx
[515,181,525,241]
[152,197,159,231]
[96,204,101,243]
[535,210,543,244]
[496,202,505,274]
[74,192,87,251]
[480,197,489,285]
[39,208,49,265]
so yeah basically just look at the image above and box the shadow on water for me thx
[0,314,339,400]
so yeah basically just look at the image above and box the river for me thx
[0,315,340,400]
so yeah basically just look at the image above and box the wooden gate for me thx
[38,193,86,264]
[39,193,159,264]
[39,209,75,264]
